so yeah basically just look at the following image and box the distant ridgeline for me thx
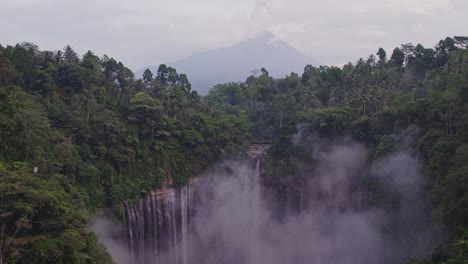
[0,36,467,263]
[137,31,319,95]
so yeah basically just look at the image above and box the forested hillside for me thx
[0,43,249,263]
[0,36,467,263]
[206,36,468,263]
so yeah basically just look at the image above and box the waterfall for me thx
[115,144,435,264]
[180,186,189,264]
[122,145,268,264]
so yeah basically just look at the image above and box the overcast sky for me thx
[1,0,467,71]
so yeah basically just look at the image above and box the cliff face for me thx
[122,145,269,264]
[119,144,433,264]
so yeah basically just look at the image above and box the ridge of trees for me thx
[0,35,467,262]
[205,36,468,263]
[0,43,250,263]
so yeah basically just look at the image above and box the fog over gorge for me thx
[93,136,435,264]
[2,1,466,262]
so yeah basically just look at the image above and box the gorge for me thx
[1,36,466,263]
[105,142,434,264]
[120,145,267,264]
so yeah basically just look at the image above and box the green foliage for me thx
[0,43,251,261]
[1,35,467,263]
[0,167,112,263]
[444,230,468,264]
[205,36,468,262]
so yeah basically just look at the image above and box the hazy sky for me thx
[1,0,467,71]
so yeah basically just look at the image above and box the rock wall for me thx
[122,145,268,264]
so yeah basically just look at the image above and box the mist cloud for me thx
[94,139,435,263]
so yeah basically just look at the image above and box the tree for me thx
[63,45,79,64]
[390,47,405,68]
[377,48,387,63]
[273,94,289,128]
[0,52,16,85]
[156,64,169,85]
[143,68,153,83]
[454,36,468,49]
[178,73,191,94]
[81,50,101,71]
[101,55,118,84]
[10,43,39,90]
[436,37,458,66]
[129,92,163,139]
[301,64,316,84]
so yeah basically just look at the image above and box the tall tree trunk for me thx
[279,111,283,128]
[0,224,4,264]
[449,103,453,135]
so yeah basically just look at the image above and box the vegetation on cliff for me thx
[206,36,468,263]
[0,35,467,262]
[0,43,249,263]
